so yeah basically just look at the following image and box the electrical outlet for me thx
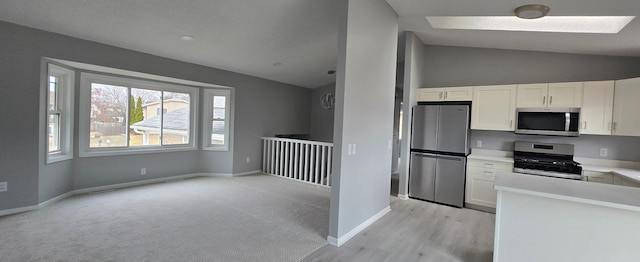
[0,182,7,192]
[140,168,147,175]
[347,144,353,155]
[246,157,251,163]
[352,144,357,155]
[600,148,608,157]
[477,140,483,148]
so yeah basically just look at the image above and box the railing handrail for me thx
[261,137,334,147]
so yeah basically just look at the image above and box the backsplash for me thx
[470,130,640,162]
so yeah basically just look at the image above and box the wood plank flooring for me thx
[301,198,495,262]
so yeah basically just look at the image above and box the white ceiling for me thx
[2,1,640,89]
[387,0,640,57]
[0,0,341,88]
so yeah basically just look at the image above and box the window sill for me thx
[79,145,196,158]
[47,154,73,164]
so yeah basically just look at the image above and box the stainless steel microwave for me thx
[515,108,580,137]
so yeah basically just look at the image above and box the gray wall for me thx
[310,83,335,142]
[421,45,640,88]
[471,131,640,162]
[417,44,640,162]
[397,32,428,197]
[0,21,310,211]
[329,0,397,241]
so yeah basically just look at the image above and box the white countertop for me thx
[468,149,513,163]
[495,172,640,212]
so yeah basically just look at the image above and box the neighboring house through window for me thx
[46,63,75,163]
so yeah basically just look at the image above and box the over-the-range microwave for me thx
[515,107,580,137]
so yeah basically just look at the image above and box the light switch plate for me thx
[600,148,608,157]
[477,140,483,148]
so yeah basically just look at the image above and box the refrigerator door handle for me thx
[437,155,464,161]
[412,152,437,158]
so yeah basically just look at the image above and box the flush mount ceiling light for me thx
[181,35,194,41]
[426,16,635,34]
[515,4,550,19]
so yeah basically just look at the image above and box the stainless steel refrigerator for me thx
[409,104,469,207]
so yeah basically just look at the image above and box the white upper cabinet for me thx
[580,81,614,135]
[548,82,583,107]
[472,85,517,131]
[516,82,583,108]
[516,84,547,107]
[612,77,640,136]
[418,86,473,102]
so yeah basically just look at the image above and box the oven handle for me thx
[565,112,571,131]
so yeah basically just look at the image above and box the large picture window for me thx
[79,73,198,157]
[46,64,75,163]
[203,89,232,151]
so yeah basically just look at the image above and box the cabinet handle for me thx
[439,92,443,99]
[549,96,553,105]
[542,96,546,105]
[581,121,587,129]
[444,91,448,99]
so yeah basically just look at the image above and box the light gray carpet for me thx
[0,174,330,261]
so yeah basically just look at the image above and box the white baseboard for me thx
[327,205,391,247]
[38,192,74,209]
[200,172,233,177]
[74,173,199,194]
[0,205,38,217]
[233,170,261,177]
[398,194,409,200]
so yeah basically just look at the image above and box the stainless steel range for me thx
[513,141,582,180]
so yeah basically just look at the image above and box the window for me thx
[203,89,232,151]
[46,64,75,163]
[79,72,198,157]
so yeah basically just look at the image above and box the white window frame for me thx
[46,63,75,164]
[203,88,234,151]
[79,72,199,157]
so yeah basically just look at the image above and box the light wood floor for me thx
[302,198,495,262]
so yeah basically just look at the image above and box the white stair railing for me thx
[261,137,333,187]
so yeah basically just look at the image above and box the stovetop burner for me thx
[513,141,582,180]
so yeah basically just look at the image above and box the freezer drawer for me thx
[409,153,466,207]
[435,155,466,207]
[409,153,437,201]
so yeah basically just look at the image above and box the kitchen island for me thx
[493,172,640,262]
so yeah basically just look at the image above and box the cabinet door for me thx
[516,84,548,107]
[418,88,446,102]
[583,171,613,184]
[613,78,640,136]
[613,174,640,188]
[465,169,497,208]
[548,82,583,108]
[444,86,474,101]
[580,81,614,135]
[471,85,517,131]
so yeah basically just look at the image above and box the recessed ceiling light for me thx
[426,16,635,34]
[273,62,282,67]
[181,35,194,41]
[515,5,550,19]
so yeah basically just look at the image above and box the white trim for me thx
[38,192,74,209]
[202,89,234,152]
[397,194,409,200]
[74,173,199,194]
[0,205,39,217]
[327,206,391,247]
[233,170,261,177]
[199,172,234,177]
[45,63,75,164]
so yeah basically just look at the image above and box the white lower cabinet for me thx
[466,159,513,209]
[583,171,613,184]
[613,174,640,188]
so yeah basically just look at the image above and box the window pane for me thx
[49,76,57,111]
[129,88,161,146]
[48,114,60,152]
[211,120,225,145]
[162,91,190,145]
[89,83,128,148]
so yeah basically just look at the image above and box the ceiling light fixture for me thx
[273,62,282,67]
[181,35,194,41]
[515,4,550,19]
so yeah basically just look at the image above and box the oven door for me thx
[515,108,580,136]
